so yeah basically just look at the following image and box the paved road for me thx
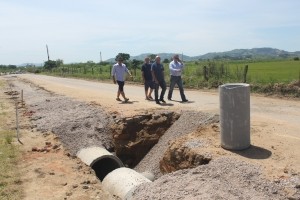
[14,74,300,139]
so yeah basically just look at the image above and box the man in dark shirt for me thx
[141,57,154,100]
[151,56,167,104]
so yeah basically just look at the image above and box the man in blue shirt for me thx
[167,54,188,102]
[111,57,132,102]
[151,56,166,104]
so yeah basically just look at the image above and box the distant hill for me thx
[106,48,300,62]
[194,48,300,60]
[18,63,43,67]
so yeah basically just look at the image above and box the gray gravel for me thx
[8,77,114,155]
[132,157,294,200]
[5,76,300,200]
[134,111,219,178]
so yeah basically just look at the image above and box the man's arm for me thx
[142,71,145,82]
[178,58,184,69]
[151,67,158,83]
[169,62,181,72]
[126,67,132,77]
[111,66,116,84]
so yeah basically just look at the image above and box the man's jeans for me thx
[168,75,186,101]
[154,79,167,101]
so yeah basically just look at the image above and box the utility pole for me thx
[100,51,102,63]
[46,45,50,61]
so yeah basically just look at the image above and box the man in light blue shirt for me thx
[167,54,188,102]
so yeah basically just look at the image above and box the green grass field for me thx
[183,60,300,84]
[245,61,300,83]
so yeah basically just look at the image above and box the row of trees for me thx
[0,64,17,71]
[42,53,171,77]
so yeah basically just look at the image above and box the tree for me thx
[115,53,130,61]
[56,59,64,67]
[44,60,58,70]
[149,54,156,62]
[163,58,170,63]
[131,59,142,76]
[8,65,17,69]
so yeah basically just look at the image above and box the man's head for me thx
[144,57,150,63]
[173,54,180,62]
[117,57,123,64]
[155,56,161,63]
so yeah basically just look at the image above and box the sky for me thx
[1,0,300,65]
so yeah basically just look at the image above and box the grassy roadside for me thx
[0,79,22,199]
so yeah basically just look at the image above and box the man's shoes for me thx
[160,99,166,103]
[167,98,172,101]
[156,100,161,104]
[148,96,153,100]
[116,98,122,101]
[182,99,188,102]
[124,98,129,102]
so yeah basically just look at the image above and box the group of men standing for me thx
[111,54,188,104]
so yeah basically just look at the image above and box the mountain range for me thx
[18,48,300,66]
[107,47,300,62]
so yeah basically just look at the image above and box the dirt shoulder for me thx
[0,77,116,200]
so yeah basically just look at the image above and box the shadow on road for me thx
[229,145,272,159]
[168,99,195,104]
[158,103,174,107]
[119,101,139,104]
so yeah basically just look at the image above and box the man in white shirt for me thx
[111,57,132,102]
[167,54,188,102]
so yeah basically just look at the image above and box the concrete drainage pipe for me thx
[102,167,151,199]
[219,83,250,150]
[77,146,124,181]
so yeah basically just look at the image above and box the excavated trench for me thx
[87,111,217,183]
[76,110,184,199]
[110,111,180,168]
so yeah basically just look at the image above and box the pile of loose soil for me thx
[131,157,296,200]
[134,111,219,178]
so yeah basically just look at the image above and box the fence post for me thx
[203,66,208,81]
[243,65,248,83]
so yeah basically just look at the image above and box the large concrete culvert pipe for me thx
[102,167,151,199]
[219,83,250,150]
[77,146,124,181]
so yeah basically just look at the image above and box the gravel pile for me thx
[6,77,299,200]
[131,157,293,200]
[134,111,219,178]
[10,77,114,155]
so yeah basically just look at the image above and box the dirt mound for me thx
[134,111,219,178]
[132,157,293,200]
[160,125,219,173]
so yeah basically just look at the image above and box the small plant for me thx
[5,134,13,144]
